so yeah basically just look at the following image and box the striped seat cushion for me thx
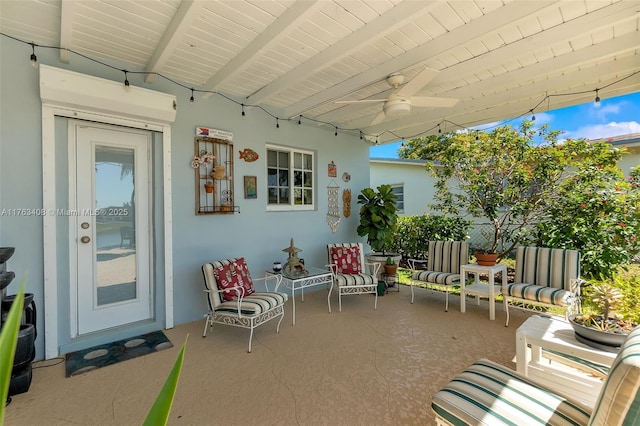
[432,358,591,426]
[588,325,640,426]
[412,270,461,286]
[216,292,288,316]
[334,273,377,287]
[505,283,571,307]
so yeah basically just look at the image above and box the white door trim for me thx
[40,66,175,359]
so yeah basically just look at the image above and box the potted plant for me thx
[204,180,214,193]
[384,256,398,276]
[569,282,638,351]
[474,229,499,266]
[356,185,401,273]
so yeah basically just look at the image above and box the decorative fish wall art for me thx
[239,148,259,162]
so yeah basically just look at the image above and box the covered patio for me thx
[5,288,533,425]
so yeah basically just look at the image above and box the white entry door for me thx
[75,124,151,335]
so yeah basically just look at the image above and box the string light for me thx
[189,88,195,104]
[298,115,302,125]
[123,70,130,92]
[335,126,338,136]
[276,117,279,128]
[530,110,536,121]
[1,32,638,145]
[29,42,37,68]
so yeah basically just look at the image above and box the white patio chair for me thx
[327,243,379,311]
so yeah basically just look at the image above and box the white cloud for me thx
[564,121,640,140]
[589,100,624,121]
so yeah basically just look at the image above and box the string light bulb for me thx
[276,117,279,128]
[335,126,338,136]
[359,131,363,140]
[123,70,130,92]
[594,89,601,107]
[530,110,536,121]
[29,42,37,68]
[298,115,302,125]
[241,104,245,116]
[438,123,441,134]
[189,88,195,104]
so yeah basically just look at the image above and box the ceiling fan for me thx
[336,67,459,125]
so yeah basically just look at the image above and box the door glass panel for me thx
[95,146,136,306]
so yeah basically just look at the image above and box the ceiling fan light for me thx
[383,100,411,117]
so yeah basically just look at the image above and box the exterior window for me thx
[390,184,404,213]
[267,146,314,210]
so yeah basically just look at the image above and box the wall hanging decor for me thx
[239,148,259,162]
[328,161,337,177]
[342,189,351,218]
[244,176,257,199]
[327,180,341,233]
[342,172,351,182]
[193,135,238,214]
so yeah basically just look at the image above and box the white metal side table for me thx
[267,266,332,325]
[460,263,507,320]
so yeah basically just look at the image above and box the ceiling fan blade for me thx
[335,99,387,104]
[396,67,438,97]
[411,96,459,108]
[370,110,386,125]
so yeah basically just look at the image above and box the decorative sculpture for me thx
[282,238,306,274]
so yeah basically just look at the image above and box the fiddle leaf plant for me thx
[357,184,398,254]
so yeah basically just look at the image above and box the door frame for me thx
[70,122,153,337]
[40,65,176,359]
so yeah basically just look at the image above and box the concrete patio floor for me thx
[5,285,533,425]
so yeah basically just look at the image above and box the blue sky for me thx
[370,91,640,158]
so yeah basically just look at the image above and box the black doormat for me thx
[65,330,172,377]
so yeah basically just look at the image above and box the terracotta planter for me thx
[384,265,398,275]
[475,252,498,266]
[204,184,214,194]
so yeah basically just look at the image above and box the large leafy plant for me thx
[357,184,398,254]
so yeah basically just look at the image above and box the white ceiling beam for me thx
[144,0,203,84]
[282,0,555,119]
[59,0,74,64]
[321,30,639,124]
[425,1,640,88]
[246,1,440,105]
[370,58,640,142]
[201,1,323,99]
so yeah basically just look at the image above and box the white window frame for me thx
[266,144,315,211]
[390,183,405,214]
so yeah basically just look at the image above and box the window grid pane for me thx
[267,147,314,209]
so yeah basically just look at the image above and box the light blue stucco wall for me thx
[370,158,436,216]
[0,37,370,358]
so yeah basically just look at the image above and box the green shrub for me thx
[581,264,640,324]
[387,214,471,262]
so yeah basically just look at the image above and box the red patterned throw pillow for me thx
[213,258,255,301]
[330,246,362,274]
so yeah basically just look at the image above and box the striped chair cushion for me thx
[334,273,377,287]
[505,283,571,306]
[515,246,580,291]
[432,358,591,426]
[588,325,640,426]
[412,270,461,286]
[427,241,469,274]
[215,292,288,316]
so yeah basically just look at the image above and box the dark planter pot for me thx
[475,252,498,266]
[568,314,629,353]
[0,246,15,264]
[13,324,36,370]
[9,363,33,396]
[377,281,386,296]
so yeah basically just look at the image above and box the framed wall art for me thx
[244,175,257,199]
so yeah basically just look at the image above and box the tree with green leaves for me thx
[402,121,638,268]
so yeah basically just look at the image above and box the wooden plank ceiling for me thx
[1,0,639,143]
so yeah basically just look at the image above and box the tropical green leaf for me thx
[0,279,25,424]
[142,335,188,426]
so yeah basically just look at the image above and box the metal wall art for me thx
[327,181,341,233]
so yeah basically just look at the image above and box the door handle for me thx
[80,236,91,244]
